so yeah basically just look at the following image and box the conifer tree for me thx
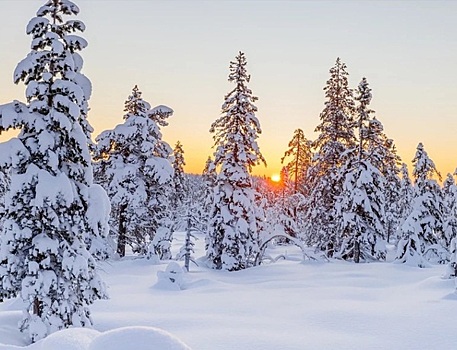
[176,210,199,272]
[0,169,10,220]
[200,157,217,235]
[373,136,402,243]
[281,128,312,194]
[170,141,187,214]
[396,143,446,266]
[337,78,386,262]
[305,58,356,256]
[443,171,457,278]
[397,163,414,236]
[0,0,107,341]
[207,51,266,271]
[94,86,173,258]
[442,171,457,249]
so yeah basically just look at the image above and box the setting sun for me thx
[271,174,281,183]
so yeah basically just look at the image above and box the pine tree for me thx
[200,157,216,235]
[280,166,294,197]
[0,0,107,341]
[442,171,457,249]
[170,141,188,215]
[0,169,10,220]
[374,136,402,243]
[443,171,457,278]
[176,211,199,272]
[281,129,312,194]
[207,51,266,271]
[336,78,386,262]
[395,143,446,266]
[397,163,414,237]
[94,86,173,258]
[305,58,356,256]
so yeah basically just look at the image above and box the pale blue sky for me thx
[0,0,456,176]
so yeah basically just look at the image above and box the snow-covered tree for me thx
[94,85,173,258]
[0,0,108,341]
[170,141,188,214]
[305,58,356,256]
[375,136,402,243]
[206,51,266,271]
[443,171,457,278]
[442,171,457,249]
[281,128,312,194]
[397,163,414,235]
[0,169,10,220]
[280,166,294,197]
[396,143,446,266]
[176,211,199,272]
[336,78,386,262]
[198,157,217,236]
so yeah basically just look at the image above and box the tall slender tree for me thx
[442,171,457,249]
[305,58,356,255]
[337,78,386,262]
[443,171,457,278]
[94,86,173,258]
[207,51,266,271]
[373,135,402,243]
[0,0,107,341]
[200,157,216,235]
[397,163,414,238]
[281,128,312,194]
[170,141,188,213]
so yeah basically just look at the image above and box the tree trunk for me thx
[184,215,191,272]
[354,239,360,263]
[117,204,127,257]
[33,297,42,316]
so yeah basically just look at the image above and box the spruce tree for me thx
[396,143,446,266]
[336,78,386,262]
[281,128,312,194]
[207,51,266,271]
[94,86,173,258]
[397,163,414,238]
[442,171,457,249]
[0,0,107,341]
[443,171,457,278]
[375,136,402,243]
[170,141,188,214]
[200,157,217,236]
[305,58,356,256]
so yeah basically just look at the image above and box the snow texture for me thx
[0,232,456,350]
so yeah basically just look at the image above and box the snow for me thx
[0,233,456,349]
[150,105,174,116]
[89,327,191,350]
[86,184,110,238]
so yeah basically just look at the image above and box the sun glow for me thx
[271,174,281,183]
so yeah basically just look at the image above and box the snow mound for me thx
[41,328,100,350]
[88,326,191,350]
[155,262,185,290]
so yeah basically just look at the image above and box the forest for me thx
[0,0,455,348]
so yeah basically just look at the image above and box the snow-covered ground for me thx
[1,232,456,349]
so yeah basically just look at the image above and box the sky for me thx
[0,0,456,178]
